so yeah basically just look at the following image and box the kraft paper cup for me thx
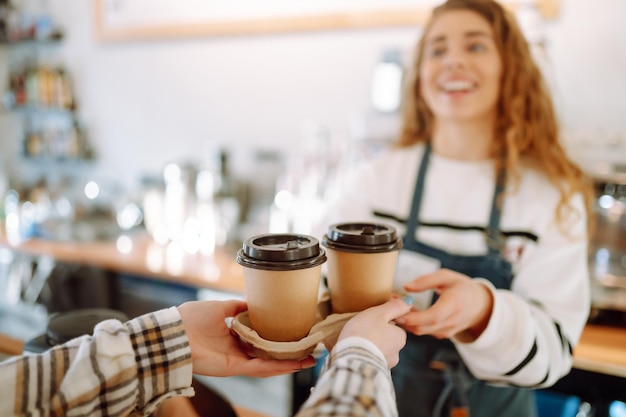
[322,223,402,313]
[237,234,326,342]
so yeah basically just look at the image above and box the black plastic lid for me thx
[46,309,129,345]
[236,233,327,271]
[322,222,403,253]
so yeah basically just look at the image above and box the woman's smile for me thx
[438,76,477,98]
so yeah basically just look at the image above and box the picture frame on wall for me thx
[94,0,560,41]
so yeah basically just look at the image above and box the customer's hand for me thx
[177,300,316,378]
[394,268,494,342]
[338,297,412,367]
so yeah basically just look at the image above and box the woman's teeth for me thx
[442,80,473,92]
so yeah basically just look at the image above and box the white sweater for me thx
[321,143,590,388]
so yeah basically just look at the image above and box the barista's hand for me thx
[394,269,494,342]
[178,300,316,378]
[338,298,413,367]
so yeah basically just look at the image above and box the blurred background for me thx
[0,0,625,241]
[0,0,624,245]
[0,1,625,416]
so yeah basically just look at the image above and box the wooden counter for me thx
[0,233,246,294]
[573,324,626,378]
[2,233,626,380]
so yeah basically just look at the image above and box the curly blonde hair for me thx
[397,0,594,234]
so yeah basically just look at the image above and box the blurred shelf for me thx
[0,36,64,47]
[2,106,76,117]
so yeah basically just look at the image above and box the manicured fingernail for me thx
[402,295,414,305]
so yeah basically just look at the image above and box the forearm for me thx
[296,337,398,417]
[454,279,588,388]
[454,198,590,388]
[0,307,194,417]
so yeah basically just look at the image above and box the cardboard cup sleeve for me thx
[230,297,356,361]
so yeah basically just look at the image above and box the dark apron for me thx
[391,144,537,417]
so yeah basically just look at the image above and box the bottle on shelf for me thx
[22,115,93,161]
[195,143,241,247]
[6,63,74,111]
[0,0,63,43]
[23,116,43,157]
[215,149,241,242]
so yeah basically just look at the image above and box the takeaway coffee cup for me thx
[322,223,403,313]
[236,233,327,342]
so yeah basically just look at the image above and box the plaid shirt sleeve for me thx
[0,307,194,417]
[295,336,398,417]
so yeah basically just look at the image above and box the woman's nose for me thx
[443,48,467,69]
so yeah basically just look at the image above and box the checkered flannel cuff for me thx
[126,307,193,412]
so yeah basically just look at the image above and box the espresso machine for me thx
[587,170,626,324]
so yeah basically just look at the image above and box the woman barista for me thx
[322,0,594,415]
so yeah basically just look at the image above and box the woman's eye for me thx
[429,46,446,57]
[468,43,486,52]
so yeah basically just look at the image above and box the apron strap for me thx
[430,350,473,417]
[404,143,507,255]
[403,143,431,247]
[486,169,506,254]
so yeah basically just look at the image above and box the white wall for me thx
[546,0,626,130]
[3,0,626,191]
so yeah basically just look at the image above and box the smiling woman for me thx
[93,0,560,41]
[318,0,595,416]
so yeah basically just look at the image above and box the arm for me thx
[454,195,590,387]
[398,193,590,388]
[296,298,412,417]
[1,300,315,417]
[0,307,192,417]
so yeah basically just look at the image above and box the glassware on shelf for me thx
[0,248,49,342]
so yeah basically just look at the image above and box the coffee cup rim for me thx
[322,222,403,253]
[237,248,327,270]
